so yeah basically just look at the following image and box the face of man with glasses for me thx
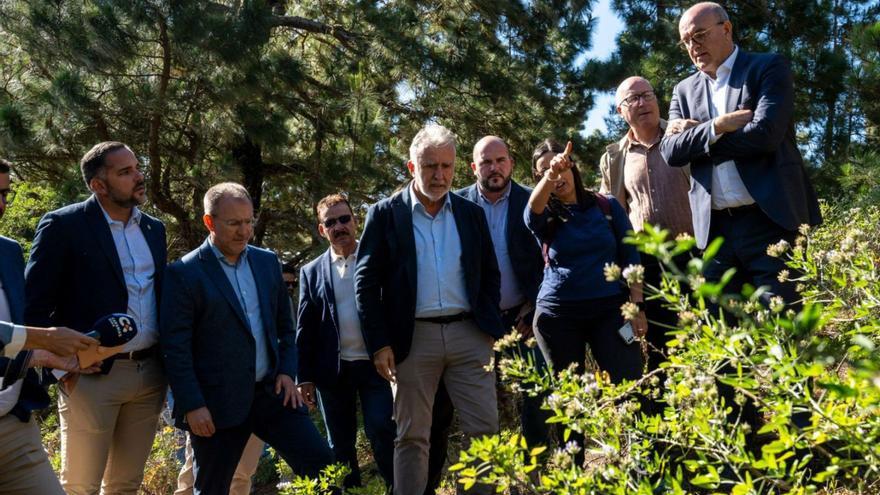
[616,78,660,132]
[317,201,357,255]
[678,6,734,78]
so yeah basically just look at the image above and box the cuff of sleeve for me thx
[3,325,27,358]
[709,118,722,144]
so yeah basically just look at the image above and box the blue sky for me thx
[583,0,624,135]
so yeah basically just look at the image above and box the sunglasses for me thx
[322,214,352,229]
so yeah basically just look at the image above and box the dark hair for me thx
[315,193,353,222]
[80,141,129,188]
[530,139,596,216]
[0,159,10,174]
[281,260,297,275]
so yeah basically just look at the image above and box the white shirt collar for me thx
[711,45,739,83]
[330,244,358,264]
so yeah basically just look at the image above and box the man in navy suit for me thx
[160,182,332,494]
[297,193,395,489]
[25,142,169,495]
[661,2,821,305]
[356,124,503,495]
[0,158,100,494]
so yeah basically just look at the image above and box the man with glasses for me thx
[599,76,692,377]
[160,182,332,494]
[296,193,395,490]
[25,142,169,494]
[661,2,820,305]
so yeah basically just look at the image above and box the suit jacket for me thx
[454,181,543,305]
[660,50,821,248]
[24,195,167,372]
[295,249,350,387]
[160,240,296,430]
[0,236,49,422]
[355,185,503,364]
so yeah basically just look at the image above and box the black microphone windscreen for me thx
[87,314,138,347]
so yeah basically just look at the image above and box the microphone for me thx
[76,314,139,368]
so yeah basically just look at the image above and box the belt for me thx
[415,312,473,325]
[500,303,525,321]
[713,203,760,216]
[115,345,158,361]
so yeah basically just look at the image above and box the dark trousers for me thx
[533,294,643,465]
[705,206,804,431]
[424,306,552,494]
[317,359,395,488]
[190,383,334,495]
[705,206,799,307]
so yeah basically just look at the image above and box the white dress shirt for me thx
[330,246,369,361]
[706,46,756,209]
[0,282,24,416]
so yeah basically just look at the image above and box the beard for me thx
[479,173,511,193]
[108,183,146,208]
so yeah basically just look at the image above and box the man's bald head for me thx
[615,76,661,136]
[471,135,514,194]
[615,76,654,107]
[679,2,734,78]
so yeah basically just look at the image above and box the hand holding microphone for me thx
[77,314,139,368]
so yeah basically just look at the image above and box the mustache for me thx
[332,230,350,239]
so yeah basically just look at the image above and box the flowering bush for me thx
[454,204,880,494]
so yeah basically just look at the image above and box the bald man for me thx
[599,77,693,376]
[661,2,820,306]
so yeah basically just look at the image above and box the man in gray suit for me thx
[661,2,821,305]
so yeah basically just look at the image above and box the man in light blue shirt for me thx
[356,124,503,495]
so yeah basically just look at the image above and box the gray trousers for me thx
[393,319,498,495]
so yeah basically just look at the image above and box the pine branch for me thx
[268,15,360,49]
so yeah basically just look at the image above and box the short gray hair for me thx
[203,182,252,215]
[409,124,456,165]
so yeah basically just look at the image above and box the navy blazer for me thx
[454,181,544,306]
[355,185,503,364]
[660,50,821,248]
[0,236,49,422]
[24,195,166,372]
[296,249,347,387]
[160,240,297,431]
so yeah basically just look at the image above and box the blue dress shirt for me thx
[100,204,157,352]
[476,183,525,311]
[409,184,471,318]
[209,240,270,382]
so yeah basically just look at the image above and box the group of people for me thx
[0,2,821,494]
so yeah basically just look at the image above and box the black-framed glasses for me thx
[620,91,656,107]
[322,214,352,229]
[0,189,15,206]
[678,21,725,50]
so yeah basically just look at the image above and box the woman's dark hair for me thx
[531,139,595,214]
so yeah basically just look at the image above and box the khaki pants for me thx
[59,356,166,495]
[393,319,498,495]
[174,433,264,495]
[0,415,65,495]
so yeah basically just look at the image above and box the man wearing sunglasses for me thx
[661,2,821,306]
[599,76,693,379]
[296,193,395,490]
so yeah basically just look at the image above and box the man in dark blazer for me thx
[297,193,395,489]
[25,142,168,495]
[0,158,98,494]
[160,182,332,494]
[355,124,503,495]
[661,2,821,305]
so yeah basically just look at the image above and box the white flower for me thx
[766,239,791,257]
[604,262,621,282]
[622,264,645,285]
[620,301,640,321]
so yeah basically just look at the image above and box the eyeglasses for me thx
[322,214,352,229]
[678,21,725,50]
[620,91,656,107]
[214,217,256,228]
[0,189,14,206]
